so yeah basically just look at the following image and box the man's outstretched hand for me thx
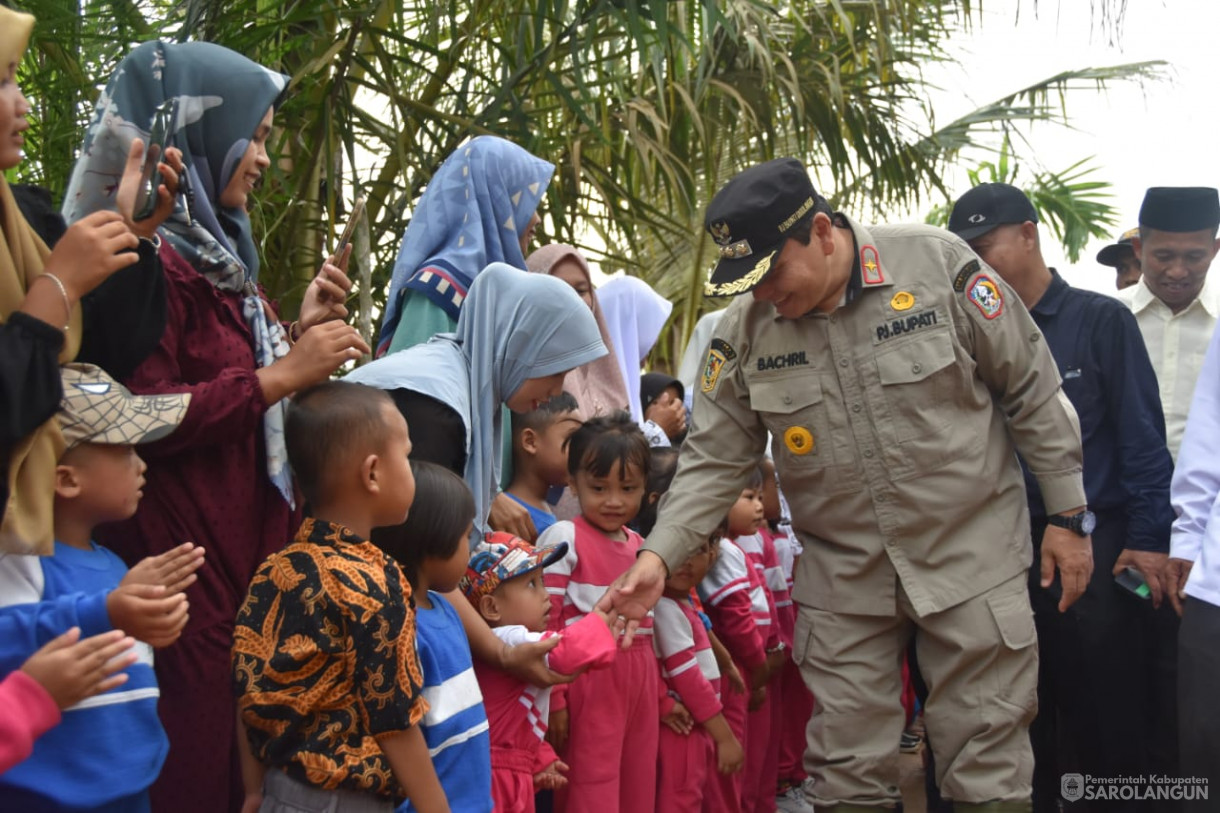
[595,550,668,648]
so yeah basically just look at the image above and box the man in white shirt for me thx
[1166,322,1220,807]
[1117,187,1220,460]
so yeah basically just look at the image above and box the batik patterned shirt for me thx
[232,518,427,799]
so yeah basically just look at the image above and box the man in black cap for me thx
[1117,186,1220,460]
[950,183,1175,813]
[1096,227,1142,290]
[597,158,1092,812]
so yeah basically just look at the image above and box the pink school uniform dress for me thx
[539,516,660,813]
[698,538,767,813]
[654,595,724,813]
[476,616,616,812]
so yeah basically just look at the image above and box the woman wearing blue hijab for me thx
[350,262,606,536]
[378,136,554,356]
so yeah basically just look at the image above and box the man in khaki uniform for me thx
[598,158,1094,812]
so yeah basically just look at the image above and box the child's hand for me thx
[725,661,747,695]
[716,731,745,774]
[662,701,694,735]
[106,583,190,648]
[765,646,786,678]
[20,628,137,710]
[546,708,569,754]
[488,492,539,542]
[533,759,569,790]
[747,685,767,712]
[502,635,574,688]
[749,663,770,691]
[122,542,206,595]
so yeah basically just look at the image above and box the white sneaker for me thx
[775,785,814,813]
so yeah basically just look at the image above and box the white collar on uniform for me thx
[1125,274,1220,318]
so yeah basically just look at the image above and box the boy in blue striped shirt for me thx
[371,461,494,813]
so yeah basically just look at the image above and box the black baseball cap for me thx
[1139,187,1220,233]
[1096,228,1140,267]
[948,183,1039,242]
[703,158,829,297]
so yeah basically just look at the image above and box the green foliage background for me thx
[12,0,1159,364]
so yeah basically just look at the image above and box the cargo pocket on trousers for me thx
[986,590,1039,722]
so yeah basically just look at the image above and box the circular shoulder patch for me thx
[783,426,815,456]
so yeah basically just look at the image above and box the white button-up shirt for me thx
[1118,277,1220,460]
[1170,323,1220,607]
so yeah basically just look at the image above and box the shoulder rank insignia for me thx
[967,274,1004,320]
[702,338,737,393]
[861,245,884,285]
[890,291,915,311]
[953,259,980,292]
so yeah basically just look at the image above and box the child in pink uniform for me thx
[761,460,814,810]
[727,472,785,813]
[654,533,744,813]
[462,532,616,813]
[538,412,658,813]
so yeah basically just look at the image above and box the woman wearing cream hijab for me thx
[0,7,179,554]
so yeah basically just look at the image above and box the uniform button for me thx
[852,403,862,413]
[912,363,922,374]
[839,358,849,368]
[782,394,792,405]
[863,449,874,458]
[876,494,887,503]
[830,314,838,324]
[1030,332,1041,343]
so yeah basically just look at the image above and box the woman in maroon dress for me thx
[63,42,366,812]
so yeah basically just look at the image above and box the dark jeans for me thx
[1029,511,1179,813]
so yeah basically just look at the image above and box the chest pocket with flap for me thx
[874,329,957,443]
[748,375,833,467]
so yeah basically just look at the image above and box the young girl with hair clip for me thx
[536,412,658,813]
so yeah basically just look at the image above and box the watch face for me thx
[1079,511,1097,535]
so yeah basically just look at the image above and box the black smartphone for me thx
[133,98,179,221]
[1115,566,1151,600]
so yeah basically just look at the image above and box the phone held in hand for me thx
[333,197,366,256]
[1115,566,1151,600]
[133,98,180,221]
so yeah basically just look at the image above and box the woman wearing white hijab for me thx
[597,275,681,446]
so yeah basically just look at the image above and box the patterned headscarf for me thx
[348,264,606,540]
[378,136,554,354]
[62,41,296,506]
[597,276,674,421]
[526,244,630,419]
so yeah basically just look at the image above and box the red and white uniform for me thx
[697,538,766,813]
[476,616,616,813]
[654,596,723,813]
[731,533,780,813]
[767,523,814,789]
[540,516,660,813]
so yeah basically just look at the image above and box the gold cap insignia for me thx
[711,221,733,246]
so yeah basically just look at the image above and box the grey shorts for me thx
[260,769,394,813]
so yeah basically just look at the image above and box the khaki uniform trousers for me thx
[794,571,1038,808]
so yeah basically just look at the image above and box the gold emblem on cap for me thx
[784,426,814,455]
[778,196,815,233]
[719,239,753,259]
[705,251,776,297]
[891,291,915,311]
[710,221,733,246]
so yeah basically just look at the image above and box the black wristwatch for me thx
[1047,510,1096,537]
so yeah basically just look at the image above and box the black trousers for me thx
[1179,596,1220,812]
[1028,511,1179,813]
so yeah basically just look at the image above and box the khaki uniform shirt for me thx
[645,217,1086,617]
